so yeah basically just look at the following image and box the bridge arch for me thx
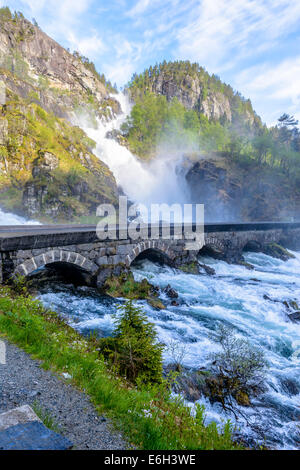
[125,241,174,267]
[14,249,98,278]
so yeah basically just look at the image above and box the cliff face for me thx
[185,158,300,222]
[0,10,119,222]
[146,73,232,122]
[127,61,260,126]
[0,12,120,123]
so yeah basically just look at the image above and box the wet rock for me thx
[179,262,199,274]
[263,294,273,301]
[235,390,250,406]
[262,243,295,262]
[198,263,216,276]
[236,260,255,270]
[288,311,300,323]
[280,378,300,396]
[148,298,166,310]
[163,284,178,299]
[165,365,210,402]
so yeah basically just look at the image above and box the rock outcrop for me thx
[185,157,300,222]
[127,61,260,126]
[0,11,119,122]
[0,9,120,222]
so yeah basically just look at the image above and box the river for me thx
[37,251,300,450]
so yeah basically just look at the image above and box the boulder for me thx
[288,311,300,323]
[163,284,178,299]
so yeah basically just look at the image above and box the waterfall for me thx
[82,93,190,206]
[0,207,40,225]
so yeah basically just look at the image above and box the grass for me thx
[0,285,241,450]
[32,401,61,434]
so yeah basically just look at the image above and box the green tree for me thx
[98,301,164,385]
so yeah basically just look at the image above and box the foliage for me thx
[98,300,164,385]
[207,325,267,414]
[0,88,117,221]
[123,60,300,192]
[0,6,12,21]
[32,401,61,433]
[11,273,31,297]
[0,286,240,449]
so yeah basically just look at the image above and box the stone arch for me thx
[14,249,98,278]
[242,239,263,253]
[203,236,226,252]
[125,240,174,267]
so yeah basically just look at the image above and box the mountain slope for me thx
[0,8,119,222]
[127,61,262,127]
[123,61,300,221]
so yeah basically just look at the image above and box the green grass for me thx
[0,285,241,450]
[32,401,61,434]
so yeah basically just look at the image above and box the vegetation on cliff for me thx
[0,85,118,221]
[122,61,300,220]
[124,61,300,178]
[0,6,120,221]
[0,284,239,450]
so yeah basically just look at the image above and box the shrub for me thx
[207,325,267,412]
[98,300,164,385]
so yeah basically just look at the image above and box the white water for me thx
[83,93,189,206]
[38,251,300,449]
[0,208,40,225]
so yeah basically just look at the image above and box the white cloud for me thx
[235,57,300,125]
[67,31,106,57]
[126,0,151,17]
[175,0,300,71]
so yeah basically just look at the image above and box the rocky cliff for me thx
[0,9,119,123]
[127,61,261,127]
[185,157,300,222]
[0,8,119,222]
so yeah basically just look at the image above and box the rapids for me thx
[38,251,300,450]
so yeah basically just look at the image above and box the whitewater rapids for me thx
[38,251,300,450]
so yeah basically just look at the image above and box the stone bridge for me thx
[0,222,300,287]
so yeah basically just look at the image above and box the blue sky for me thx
[2,0,300,126]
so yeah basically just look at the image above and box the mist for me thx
[0,208,40,225]
[80,93,192,208]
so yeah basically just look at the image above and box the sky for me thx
[2,0,300,126]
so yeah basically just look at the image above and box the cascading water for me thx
[0,207,40,225]
[82,93,190,206]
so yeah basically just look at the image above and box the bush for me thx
[98,300,164,385]
[207,325,267,412]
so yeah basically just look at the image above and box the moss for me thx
[148,298,166,310]
[180,262,199,274]
[0,89,118,221]
[236,260,255,270]
[103,272,165,309]
[235,390,250,406]
[263,243,295,261]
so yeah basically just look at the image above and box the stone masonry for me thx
[0,223,300,287]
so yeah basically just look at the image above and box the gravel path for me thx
[0,339,126,450]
